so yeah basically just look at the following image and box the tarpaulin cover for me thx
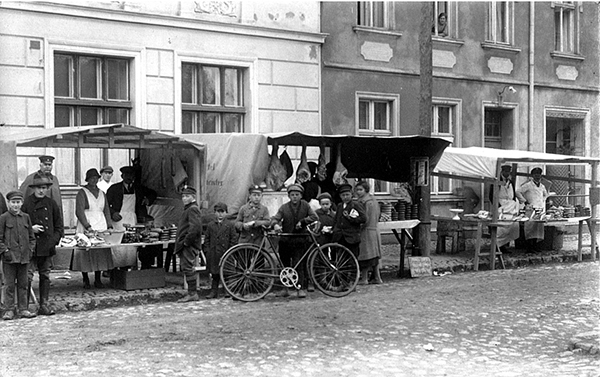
[177,133,269,216]
[434,146,600,180]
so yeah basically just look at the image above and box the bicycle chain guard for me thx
[280,267,300,289]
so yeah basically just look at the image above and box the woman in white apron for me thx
[74,168,113,288]
[516,167,549,252]
[490,165,520,251]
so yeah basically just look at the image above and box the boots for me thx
[205,277,220,299]
[358,267,369,285]
[38,279,55,316]
[178,290,200,302]
[94,271,104,288]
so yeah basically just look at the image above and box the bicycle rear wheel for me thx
[220,244,276,302]
[308,243,359,297]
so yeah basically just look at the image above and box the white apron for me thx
[112,192,137,231]
[518,180,547,240]
[496,182,520,247]
[76,187,108,233]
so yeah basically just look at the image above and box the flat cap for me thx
[120,166,135,175]
[248,185,263,194]
[39,155,55,164]
[6,191,24,201]
[317,192,332,202]
[213,202,228,212]
[29,173,53,187]
[100,166,114,174]
[337,183,353,194]
[287,184,304,194]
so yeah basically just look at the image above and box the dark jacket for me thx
[0,192,7,216]
[271,200,319,234]
[0,210,36,264]
[22,194,64,257]
[332,200,367,245]
[175,201,202,253]
[106,181,157,223]
[316,207,336,245]
[204,219,238,275]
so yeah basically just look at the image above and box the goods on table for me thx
[58,233,107,248]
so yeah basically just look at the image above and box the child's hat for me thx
[337,183,353,194]
[287,184,304,194]
[6,191,24,201]
[317,192,332,202]
[214,202,228,212]
[248,185,263,194]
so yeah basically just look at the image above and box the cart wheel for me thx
[220,244,276,302]
[308,243,359,297]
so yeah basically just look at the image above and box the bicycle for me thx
[219,221,360,302]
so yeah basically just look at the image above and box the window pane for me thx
[438,106,450,133]
[223,113,242,133]
[359,101,369,130]
[201,67,218,105]
[372,2,385,28]
[55,106,72,127]
[563,9,573,52]
[201,113,217,133]
[54,55,72,97]
[554,10,562,50]
[182,63,194,104]
[107,59,128,100]
[80,57,100,99]
[107,108,129,124]
[438,177,450,193]
[182,111,195,134]
[358,2,370,26]
[80,107,100,126]
[373,102,388,130]
[224,68,241,106]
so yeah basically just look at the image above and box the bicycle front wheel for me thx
[308,243,359,297]
[220,244,276,302]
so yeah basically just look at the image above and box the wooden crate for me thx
[111,268,165,291]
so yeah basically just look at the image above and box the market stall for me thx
[432,147,600,269]
[0,124,207,289]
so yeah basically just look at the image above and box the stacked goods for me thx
[583,207,591,217]
[168,226,178,240]
[563,206,575,218]
[380,202,393,221]
[159,228,171,242]
[395,201,407,221]
[391,207,398,221]
[411,204,419,219]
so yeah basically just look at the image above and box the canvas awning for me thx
[266,132,451,182]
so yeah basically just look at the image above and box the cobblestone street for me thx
[1,262,598,377]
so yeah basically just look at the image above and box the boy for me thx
[271,184,318,298]
[175,186,203,302]
[22,174,63,315]
[315,192,336,246]
[235,185,270,245]
[332,184,367,258]
[204,202,238,299]
[1,191,37,320]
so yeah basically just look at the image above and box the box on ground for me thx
[111,268,165,290]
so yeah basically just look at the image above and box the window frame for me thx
[431,98,461,195]
[357,1,394,30]
[552,1,580,55]
[432,1,457,39]
[487,1,514,45]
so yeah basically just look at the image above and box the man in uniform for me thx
[516,167,549,252]
[235,185,271,245]
[22,174,64,315]
[97,165,114,193]
[20,155,63,212]
[106,166,159,268]
[175,186,203,302]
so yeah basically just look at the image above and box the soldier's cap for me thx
[214,202,228,212]
[6,190,24,201]
[181,186,196,196]
[530,167,543,175]
[29,173,53,187]
[120,166,135,175]
[85,168,101,182]
[100,165,114,174]
[317,192,332,202]
[248,185,263,194]
[337,183,353,194]
[39,155,55,164]
[287,184,304,194]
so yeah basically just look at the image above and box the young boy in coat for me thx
[271,184,318,298]
[204,202,238,299]
[332,184,367,258]
[1,191,37,320]
[175,186,203,302]
[315,192,336,246]
[235,185,270,245]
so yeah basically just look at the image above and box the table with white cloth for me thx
[378,220,420,278]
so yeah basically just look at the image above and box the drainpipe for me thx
[528,2,535,151]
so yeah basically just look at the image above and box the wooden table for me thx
[378,220,420,278]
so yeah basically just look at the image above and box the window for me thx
[432,2,450,37]
[431,104,456,194]
[54,53,131,127]
[484,110,502,144]
[357,1,389,28]
[356,93,399,194]
[553,1,579,54]
[488,1,513,44]
[182,63,246,133]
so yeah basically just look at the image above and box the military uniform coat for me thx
[204,219,238,275]
[22,194,64,257]
[235,203,270,245]
[20,171,63,212]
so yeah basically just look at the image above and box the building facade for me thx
[0,1,324,228]
[321,1,599,213]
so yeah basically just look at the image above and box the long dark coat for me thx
[204,219,238,275]
[332,200,367,245]
[22,194,64,257]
